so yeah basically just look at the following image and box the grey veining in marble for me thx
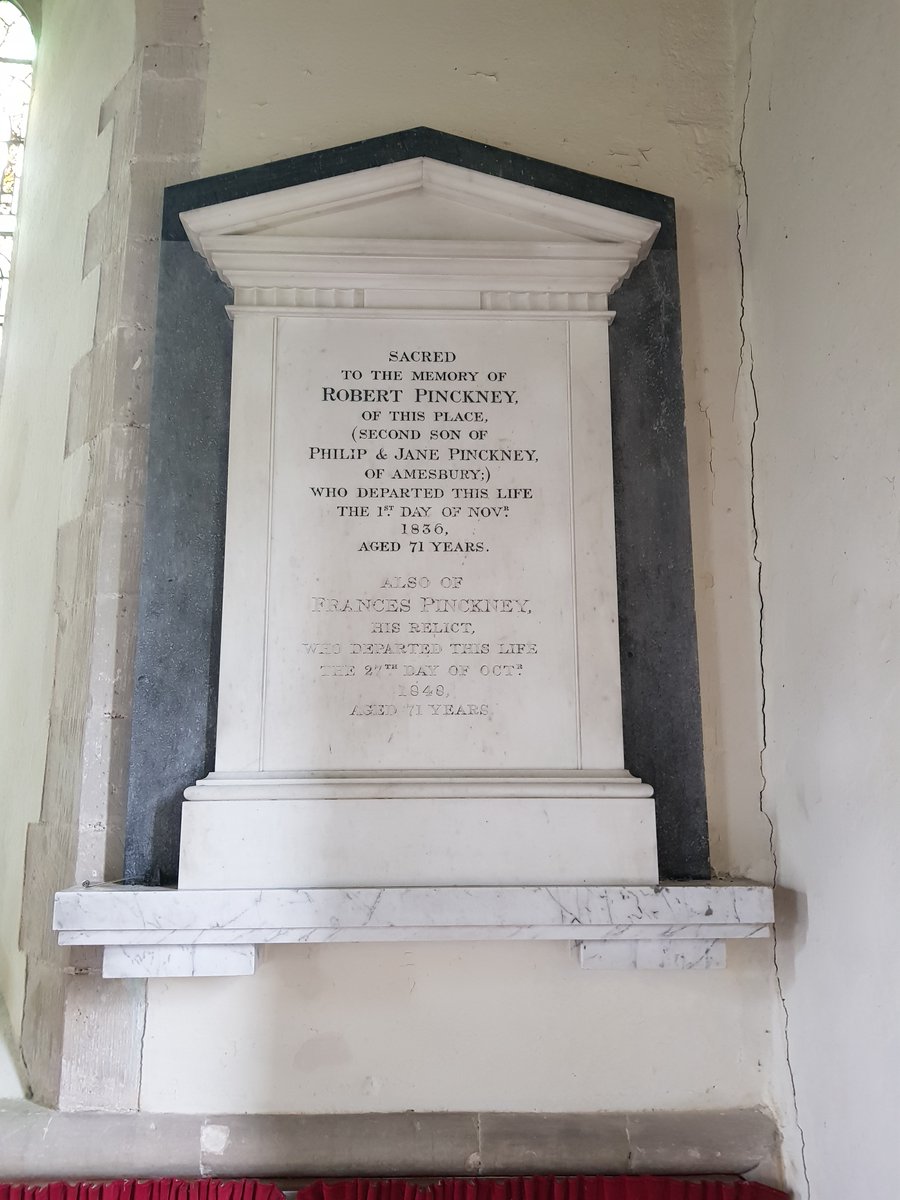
[102,945,256,978]
[55,881,772,971]
[56,882,773,932]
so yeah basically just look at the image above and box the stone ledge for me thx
[0,1105,780,1184]
[53,882,774,976]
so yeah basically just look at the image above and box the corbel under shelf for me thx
[53,880,773,976]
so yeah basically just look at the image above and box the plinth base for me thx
[179,770,658,888]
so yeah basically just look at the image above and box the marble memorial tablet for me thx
[178,158,661,889]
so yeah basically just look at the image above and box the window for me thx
[0,0,34,343]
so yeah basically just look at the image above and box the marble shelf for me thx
[54,881,773,977]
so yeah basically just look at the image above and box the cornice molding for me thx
[180,157,660,312]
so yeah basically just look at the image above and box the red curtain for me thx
[293,1181,786,1200]
[0,1185,281,1200]
[0,1181,787,1200]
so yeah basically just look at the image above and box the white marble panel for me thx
[177,795,659,888]
[578,939,727,970]
[568,319,623,766]
[214,313,278,772]
[62,923,771,948]
[56,883,772,974]
[55,882,775,934]
[185,768,653,801]
[207,313,635,781]
[181,158,660,257]
[102,945,256,978]
[258,316,584,773]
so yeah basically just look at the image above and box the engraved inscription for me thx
[263,318,578,771]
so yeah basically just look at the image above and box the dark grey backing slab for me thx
[125,127,709,884]
[123,243,233,885]
[609,249,709,878]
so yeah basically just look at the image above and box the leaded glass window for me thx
[0,1,34,344]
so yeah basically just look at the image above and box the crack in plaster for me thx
[1,993,31,1101]
[737,8,811,1199]
[699,398,716,503]
[136,977,149,1113]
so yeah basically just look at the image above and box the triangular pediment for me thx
[251,189,599,243]
[180,156,661,303]
[181,158,659,256]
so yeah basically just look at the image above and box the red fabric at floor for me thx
[0,1180,788,1200]
[293,1180,787,1200]
[0,1184,282,1200]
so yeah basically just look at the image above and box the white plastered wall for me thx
[743,0,900,1196]
[0,993,24,1098]
[139,0,780,1115]
[0,0,135,1048]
